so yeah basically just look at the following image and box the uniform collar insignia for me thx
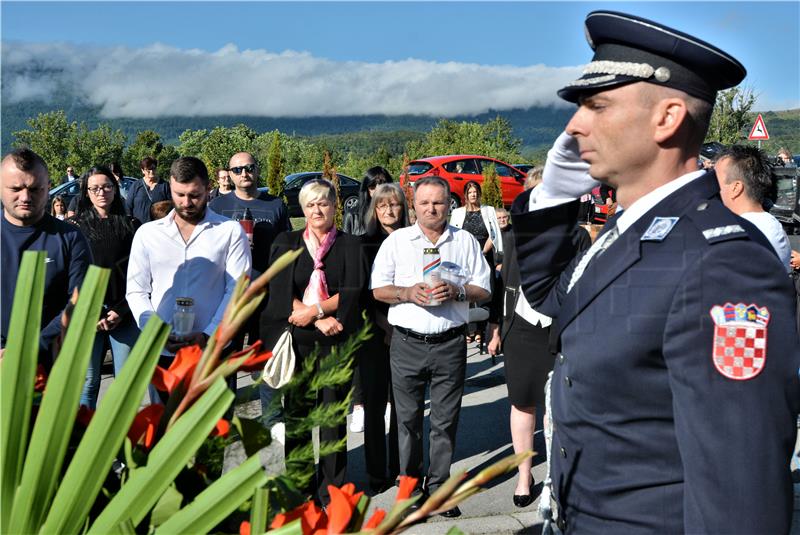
[640,216,679,241]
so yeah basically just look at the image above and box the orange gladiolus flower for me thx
[396,475,419,502]
[362,509,386,530]
[34,364,48,392]
[151,344,202,393]
[212,418,230,438]
[127,404,165,449]
[271,501,327,534]
[326,483,364,534]
[232,340,273,373]
[239,520,251,535]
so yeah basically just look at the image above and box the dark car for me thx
[770,165,799,235]
[513,164,535,175]
[260,172,360,218]
[49,176,138,209]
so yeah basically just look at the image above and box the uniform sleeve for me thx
[125,228,155,329]
[40,228,93,351]
[203,223,252,337]
[663,239,800,533]
[511,193,583,318]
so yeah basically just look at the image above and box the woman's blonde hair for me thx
[364,183,409,235]
[299,178,337,207]
[524,167,544,190]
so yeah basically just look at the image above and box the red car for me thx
[400,155,526,210]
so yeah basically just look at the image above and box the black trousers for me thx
[358,337,399,489]
[284,343,348,505]
[390,329,466,492]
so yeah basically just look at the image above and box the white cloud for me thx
[1,42,581,118]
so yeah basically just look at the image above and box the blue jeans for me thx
[80,318,139,409]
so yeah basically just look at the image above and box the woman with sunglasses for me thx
[71,166,140,409]
[259,178,366,506]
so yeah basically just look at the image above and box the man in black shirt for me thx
[125,156,170,223]
[209,152,291,429]
[1,148,92,359]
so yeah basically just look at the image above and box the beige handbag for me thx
[263,328,295,388]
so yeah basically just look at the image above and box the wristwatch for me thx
[315,303,325,319]
[456,285,466,302]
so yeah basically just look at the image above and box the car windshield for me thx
[407,162,432,175]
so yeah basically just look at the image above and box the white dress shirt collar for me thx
[615,170,705,234]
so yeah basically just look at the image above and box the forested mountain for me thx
[2,99,574,154]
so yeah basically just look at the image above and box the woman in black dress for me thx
[71,166,140,409]
[259,178,366,506]
[359,183,409,491]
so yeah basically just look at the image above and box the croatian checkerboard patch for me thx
[709,303,769,380]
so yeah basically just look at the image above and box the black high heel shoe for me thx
[512,477,534,508]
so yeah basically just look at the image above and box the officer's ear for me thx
[652,98,688,144]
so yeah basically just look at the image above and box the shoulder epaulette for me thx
[684,199,749,244]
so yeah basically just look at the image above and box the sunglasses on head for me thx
[229,164,256,175]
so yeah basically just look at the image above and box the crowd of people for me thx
[2,9,800,532]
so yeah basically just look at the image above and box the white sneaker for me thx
[384,403,391,433]
[350,405,365,433]
[270,422,285,446]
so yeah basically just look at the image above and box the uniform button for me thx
[696,202,708,211]
[558,353,565,365]
[560,447,567,458]
[564,376,572,387]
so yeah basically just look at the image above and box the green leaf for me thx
[6,265,109,535]
[0,251,46,533]
[232,415,272,457]
[155,454,267,534]
[445,527,466,535]
[249,487,269,535]
[41,316,170,534]
[88,378,233,534]
[150,483,184,528]
[267,518,303,535]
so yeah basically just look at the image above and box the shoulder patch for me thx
[710,303,769,380]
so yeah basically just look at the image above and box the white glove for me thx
[538,131,599,200]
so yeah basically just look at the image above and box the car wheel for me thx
[449,194,461,212]
[343,195,358,212]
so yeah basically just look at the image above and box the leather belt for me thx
[395,325,466,344]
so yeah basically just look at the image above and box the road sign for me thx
[748,114,770,141]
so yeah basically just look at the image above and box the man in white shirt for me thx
[371,176,491,517]
[127,156,251,359]
[511,10,800,534]
[715,144,792,272]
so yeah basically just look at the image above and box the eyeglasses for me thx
[376,202,403,212]
[88,185,114,194]
[229,164,256,175]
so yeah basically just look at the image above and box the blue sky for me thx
[2,1,798,115]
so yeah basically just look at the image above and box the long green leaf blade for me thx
[0,251,46,533]
[7,265,109,535]
[155,455,267,534]
[249,487,269,535]
[41,315,171,534]
[88,378,233,533]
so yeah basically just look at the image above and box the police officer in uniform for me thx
[511,11,800,534]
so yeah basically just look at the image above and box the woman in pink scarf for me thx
[259,178,367,507]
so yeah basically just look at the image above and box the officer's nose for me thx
[565,107,588,138]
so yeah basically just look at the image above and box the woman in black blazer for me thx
[259,178,367,506]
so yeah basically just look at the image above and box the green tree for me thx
[407,117,522,163]
[13,111,126,184]
[123,130,167,179]
[265,131,284,199]
[706,86,757,145]
[177,129,209,158]
[481,164,503,208]
[199,125,258,172]
[322,151,343,227]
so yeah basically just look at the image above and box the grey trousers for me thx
[390,328,466,492]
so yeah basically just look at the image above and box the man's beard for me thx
[175,205,206,224]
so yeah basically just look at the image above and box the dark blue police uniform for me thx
[512,10,800,534]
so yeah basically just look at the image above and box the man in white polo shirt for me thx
[127,156,251,372]
[371,176,491,518]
